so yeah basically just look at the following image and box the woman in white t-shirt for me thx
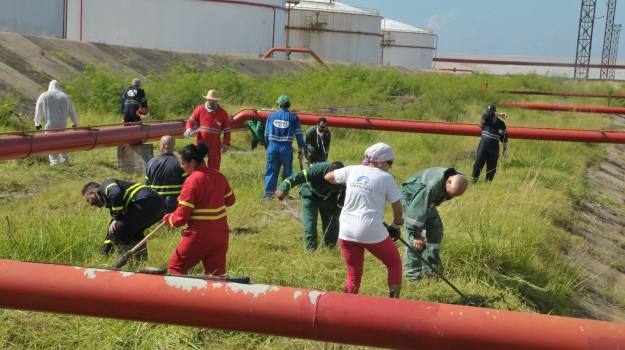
[325,142,404,298]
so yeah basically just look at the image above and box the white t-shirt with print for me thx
[333,165,402,244]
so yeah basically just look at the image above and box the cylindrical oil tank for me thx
[381,19,435,70]
[288,1,382,64]
[65,0,285,57]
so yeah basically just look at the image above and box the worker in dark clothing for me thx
[82,179,165,259]
[145,135,188,213]
[121,78,148,124]
[304,117,331,165]
[471,105,508,183]
[275,161,345,250]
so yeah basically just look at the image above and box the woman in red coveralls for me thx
[163,142,236,275]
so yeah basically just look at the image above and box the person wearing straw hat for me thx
[183,89,231,171]
[324,142,404,298]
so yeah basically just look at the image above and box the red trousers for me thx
[168,225,229,276]
[339,236,402,294]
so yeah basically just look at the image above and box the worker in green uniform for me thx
[401,167,468,281]
[246,120,266,150]
[275,161,345,251]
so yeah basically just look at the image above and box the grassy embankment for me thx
[0,63,622,349]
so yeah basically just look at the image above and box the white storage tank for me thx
[65,0,285,57]
[381,19,435,70]
[288,0,382,64]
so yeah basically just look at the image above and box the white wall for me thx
[66,0,285,57]
[0,0,65,37]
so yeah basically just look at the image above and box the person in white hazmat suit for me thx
[34,80,79,165]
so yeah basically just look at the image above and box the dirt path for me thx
[572,114,625,322]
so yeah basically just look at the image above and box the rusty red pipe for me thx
[2,110,625,161]
[0,259,623,349]
[232,109,625,143]
[502,90,625,99]
[501,101,625,114]
[262,47,328,68]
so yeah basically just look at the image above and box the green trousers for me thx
[301,194,339,250]
[404,207,444,281]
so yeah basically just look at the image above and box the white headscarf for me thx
[361,142,396,165]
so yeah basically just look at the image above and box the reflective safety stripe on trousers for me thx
[179,200,228,221]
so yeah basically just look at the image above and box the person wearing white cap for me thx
[324,142,404,298]
[183,89,231,171]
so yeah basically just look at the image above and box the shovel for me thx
[110,222,167,269]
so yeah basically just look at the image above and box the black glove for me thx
[101,241,114,255]
[387,226,401,242]
[35,125,42,130]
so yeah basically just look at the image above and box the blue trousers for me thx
[264,143,294,198]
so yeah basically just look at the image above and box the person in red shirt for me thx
[183,89,231,170]
[163,141,236,275]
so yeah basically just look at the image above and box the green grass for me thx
[0,66,623,349]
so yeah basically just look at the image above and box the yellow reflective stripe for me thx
[124,183,146,210]
[112,206,124,211]
[158,190,181,195]
[149,184,183,189]
[179,200,195,209]
[104,239,113,244]
[190,212,227,220]
[303,170,309,183]
[104,183,118,196]
[194,205,226,213]
[225,191,233,198]
[283,180,292,190]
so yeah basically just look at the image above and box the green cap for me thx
[276,95,290,106]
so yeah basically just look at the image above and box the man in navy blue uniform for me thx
[121,78,148,123]
[82,179,165,259]
[471,105,508,183]
[145,135,187,213]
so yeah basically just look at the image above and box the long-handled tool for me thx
[385,223,467,299]
[281,199,303,224]
[137,266,251,284]
[396,235,467,299]
[110,222,167,269]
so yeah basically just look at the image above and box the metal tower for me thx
[600,0,617,79]
[608,24,622,80]
[574,0,597,80]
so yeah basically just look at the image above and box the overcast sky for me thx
[339,0,622,58]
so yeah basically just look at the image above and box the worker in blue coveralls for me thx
[263,95,306,201]
[471,105,508,183]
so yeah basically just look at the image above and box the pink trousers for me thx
[339,236,402,294]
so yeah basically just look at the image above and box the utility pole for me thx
[574,0,597,80]
[609,24,622,80]
[600,0,617,80]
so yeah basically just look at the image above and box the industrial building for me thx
[0,0,436,70]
